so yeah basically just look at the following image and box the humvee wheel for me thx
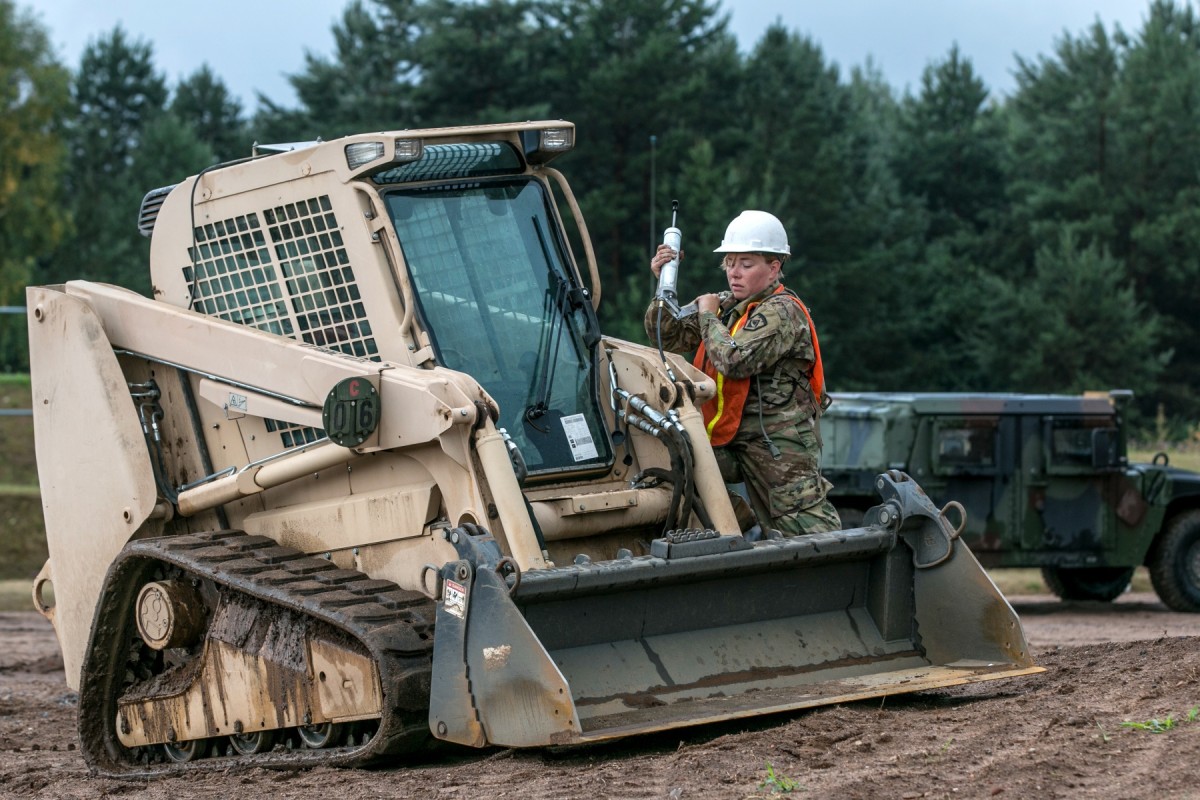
[1148,510,1200,612]
[1041,566,1134,602]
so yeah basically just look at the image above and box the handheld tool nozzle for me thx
[655,200,686,318]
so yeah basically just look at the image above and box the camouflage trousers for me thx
[713,416,841,536]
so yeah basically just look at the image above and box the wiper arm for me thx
[525,277,566,423]
[525,215,598,424]
[531,214,600,350]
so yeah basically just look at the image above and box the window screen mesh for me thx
[184,195,377,358]
[183,194,378,447]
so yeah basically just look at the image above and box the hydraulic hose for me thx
[616,386,713,533]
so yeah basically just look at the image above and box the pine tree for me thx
[965,230,1166,394]
[40,27,170,291]
[894,45,1005,247]
[172,65,247,162]
[254,0,423,141]
[0,0,71,370]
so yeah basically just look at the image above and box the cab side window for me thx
[932,418,998,475]
[1044,417,1120,472]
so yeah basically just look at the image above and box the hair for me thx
[719,252,789,270]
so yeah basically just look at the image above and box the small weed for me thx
[1122,715,1177,733]
[1120,706,1200,733]
[1095,722,1111,743]
[923,737,954,760]
[759,762,803,794]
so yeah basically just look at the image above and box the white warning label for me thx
[443,579,467,619]
[560,413,598,462]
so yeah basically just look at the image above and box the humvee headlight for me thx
[345,141,386,170]
[394,138,424,162]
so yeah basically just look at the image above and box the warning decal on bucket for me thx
[444,579,467,619]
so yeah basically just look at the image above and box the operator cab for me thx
[379,143,612,477]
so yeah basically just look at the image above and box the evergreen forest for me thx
[3,0,1200,435]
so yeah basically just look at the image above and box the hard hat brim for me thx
[713,245,791,255]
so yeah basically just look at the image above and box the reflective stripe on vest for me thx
[692,286,825,446]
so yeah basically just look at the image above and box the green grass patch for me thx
[0,578,52,612]
[1130,446,1200,473]
[1121,707,1200,733]
[0,579,36,612]
[758,762,803,794]
[987,566,1152,596]
[1,374,44,582]
[0,490,47,580]
[0,375,36,487]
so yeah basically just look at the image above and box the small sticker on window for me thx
[560,413,598,462]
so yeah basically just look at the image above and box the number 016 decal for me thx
[322,377,380,447]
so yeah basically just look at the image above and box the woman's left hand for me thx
[696,293,722,314]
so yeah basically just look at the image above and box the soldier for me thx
[645,210,840,536]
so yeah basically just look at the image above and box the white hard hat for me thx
[713,210,791,255]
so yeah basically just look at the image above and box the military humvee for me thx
[822,391,1200,611]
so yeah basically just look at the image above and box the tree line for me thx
[2,0,1198,433]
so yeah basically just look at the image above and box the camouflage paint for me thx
[822,392,1200,569]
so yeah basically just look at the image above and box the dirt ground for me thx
[2,594,1198,800]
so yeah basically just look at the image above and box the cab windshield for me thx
[384,178,611,476]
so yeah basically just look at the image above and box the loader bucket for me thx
[427,472,1041,749]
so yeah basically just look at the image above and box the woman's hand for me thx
[696,293,722,314]
[649,243,679,279]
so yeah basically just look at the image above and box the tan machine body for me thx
[28,121,1039,775]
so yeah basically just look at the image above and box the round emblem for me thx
[322,377,380,447]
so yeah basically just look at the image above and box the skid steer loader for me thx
[27,121,1040,776]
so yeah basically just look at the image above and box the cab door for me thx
[921,415,1012,558]
[1023,415,1120,554]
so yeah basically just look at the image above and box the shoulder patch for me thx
[742,311,769,332]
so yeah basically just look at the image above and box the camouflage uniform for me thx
[645,279,841,535]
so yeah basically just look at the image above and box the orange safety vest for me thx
[692,286,825,447]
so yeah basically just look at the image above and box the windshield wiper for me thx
[525,275,567,424]
[525,216,598,424]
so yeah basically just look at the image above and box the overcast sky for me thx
[32,0,1153,112]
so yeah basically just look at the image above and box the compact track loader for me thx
[27,121,1040,776]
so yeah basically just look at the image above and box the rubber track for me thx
[77,530,436,777]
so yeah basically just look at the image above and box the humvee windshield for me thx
[384,177,611,476]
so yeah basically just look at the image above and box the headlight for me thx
[538,128,573,151]
[345,141,386,170]
[394,138,424,162]
[521,126,575,164]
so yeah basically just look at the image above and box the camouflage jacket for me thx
[644,280,820,433]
